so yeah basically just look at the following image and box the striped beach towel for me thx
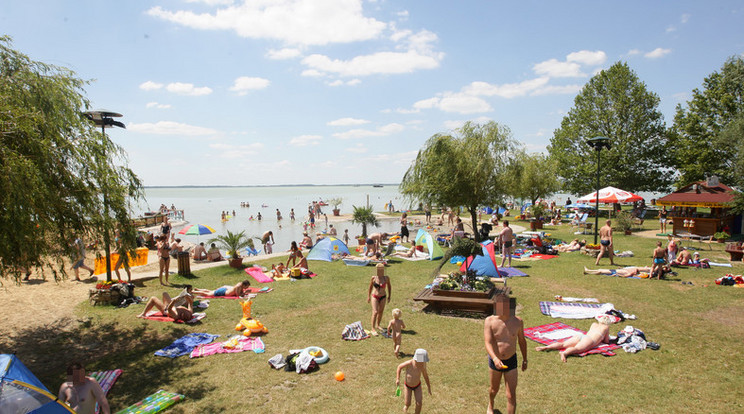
[539,301,612,319]
[89,369,122,414]
[190,336,265,358]
[341,321,369,341]
[524,322,619,357]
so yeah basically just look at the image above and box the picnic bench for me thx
[413,286,511,315]
[725,243,743,261]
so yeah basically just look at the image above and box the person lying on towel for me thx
[193,280,252,298]
[137,289,194,322]
[535,314,612,362]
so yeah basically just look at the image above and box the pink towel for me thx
[245,267,274,283]
[190,337,265,358]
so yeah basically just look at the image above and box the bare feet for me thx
[559,351,567,363]
[583,267,589,274]
[371,330,378,336]
[136,314,146,318]
[535,346,547,351]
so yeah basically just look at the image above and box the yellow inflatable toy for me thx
[234,299,268,336]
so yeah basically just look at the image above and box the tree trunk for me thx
[469,207,480,242]
[362,223,367,238]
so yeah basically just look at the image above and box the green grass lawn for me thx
[13,221,744,413]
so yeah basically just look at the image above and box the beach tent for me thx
[459,240,500,277]
[414,229,444,260]
[0,354,75,413]
[307,236,350,262]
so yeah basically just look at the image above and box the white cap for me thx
[693,251,699,256]
[414,348,429,362]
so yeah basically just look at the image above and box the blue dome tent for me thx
[0,354,75,413]
[307,236,350,261]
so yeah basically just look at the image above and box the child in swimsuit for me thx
[387,308,406,358]
[396,348,432,414]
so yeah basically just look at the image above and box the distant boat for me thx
[372,184,383,188]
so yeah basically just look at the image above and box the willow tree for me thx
[0,37,142,282]
[512,152,561,206]
[400,121,520,241]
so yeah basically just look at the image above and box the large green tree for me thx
[548,62,672,195]
[670,56,744,186]
[512,152,561,206]
[0,37,142,282]
[400,121,520,241]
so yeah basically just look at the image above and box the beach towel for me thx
[190,336,265,358]
[90,369,122,414]
[554,296,599,303]
[154,333,219,358]
[530,254,558,260]
[341,321,369,341]
[497,267,528,277]
[397,253,430,261]
[539,302,613,319]
[143,311,206,324]
[115,389,185,414]
[524,322,619,357]
[708,262,733,267]
[246,266,274,283]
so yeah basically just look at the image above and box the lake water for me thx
[137,185,409,249]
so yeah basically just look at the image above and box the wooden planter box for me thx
[89,289,122,306]
[433,287,494,299]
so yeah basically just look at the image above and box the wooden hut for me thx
[656,176,741,236]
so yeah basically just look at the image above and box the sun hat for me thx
[414,349,429,363]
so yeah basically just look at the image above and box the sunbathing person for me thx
[136,291,194,322]
[583,266,654,278]
[270,263,287,278]
[535,314,613,362]
[556,239,585,252]
[286,241,309,270]
[193,280,252,298]
[690,251,710,266]
[207,243,224,261]
[670,248,693,266]
[392,240,418,258]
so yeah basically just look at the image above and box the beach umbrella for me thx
[576,186,643,204]
[178,224,216,236]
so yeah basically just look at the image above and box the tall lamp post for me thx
[84,109,125,282]
[587,136,611,245]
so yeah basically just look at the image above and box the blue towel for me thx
[450,256,466,264]
[155,333,219,358]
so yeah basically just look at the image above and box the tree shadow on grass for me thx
[0,316,214,410]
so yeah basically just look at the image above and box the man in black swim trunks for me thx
[484,297,527,414]
[498,220,514,268]
[595,219,615,266]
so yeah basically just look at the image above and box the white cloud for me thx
[533,59,584,78]
[413,93,491,114]
[345,144,368,153]
[395,107,420,114]
[139,81,163,91]
[627,49,642,56]
[166,82,213,96]
[463,77,549,98]
[185,0,234,5]
[680,13,691,24]
[397,10,409,20]
[566,50,607,66]
[301,69,324,78]
[327,117,370,126]
[665,25,677,33]
[147,0,388,46]
[229,76,270,95]
[128,121,218,136]
[326,78,362,86]
[302,49,441,77]
[443,117,492,131]
[359,150,417,166]
[645,48,672,59]
[530,84,583,96]
[333,123,404,139]
[266,48,302,60]
[145,102,171,109]
[209,142,264,159]
[289,135,322,146]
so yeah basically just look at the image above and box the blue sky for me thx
[2,1,743,186]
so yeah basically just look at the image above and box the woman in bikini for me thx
[156,235,171,286]
[392,240,418,258]
[286,241,309,270]
[535,314,613,362]
[193,280,252,298]
[367,263,392,335]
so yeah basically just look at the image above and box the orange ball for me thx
[334,371,345,381]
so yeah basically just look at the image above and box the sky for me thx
[2,1,743,186]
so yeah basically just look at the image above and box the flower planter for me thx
[228,257,244,268]
[333,208,340,216]
[433,287,494,299]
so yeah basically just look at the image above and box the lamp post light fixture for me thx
[587,136,611,245]
[84,109,125,282]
